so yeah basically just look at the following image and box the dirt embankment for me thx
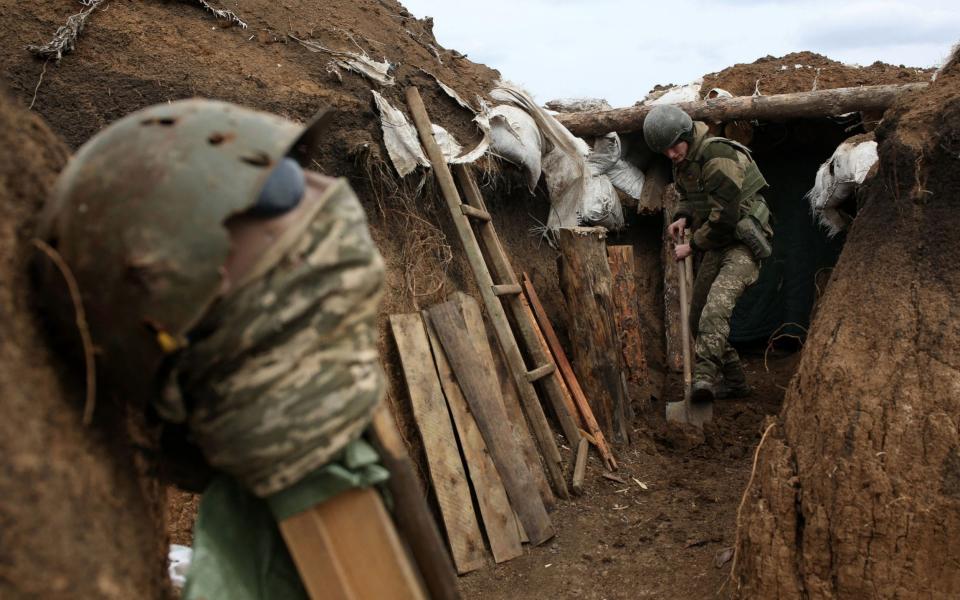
[0,90,169,598]
[733,48,960,598]
[701,50,933,96]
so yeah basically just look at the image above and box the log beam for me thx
[556,83,928,137]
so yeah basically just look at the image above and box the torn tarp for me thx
[291,36,394,85]
[372,91,428,177]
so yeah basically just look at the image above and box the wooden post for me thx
[662,185,684,373]
[607,245,650,393]
[571,437,589,496]
[637,159,669,215]
[279,488,427,600]
[556,83,929,136]
[369,405,462,600]
[556,227,630,444]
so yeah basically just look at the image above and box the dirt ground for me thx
[457,352,797,600]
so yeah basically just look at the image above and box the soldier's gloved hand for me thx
[668,217,687,242]
[674,243,692,261]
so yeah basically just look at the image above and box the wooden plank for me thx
[422,313,524,564]
[491,283,522,296]
[369,404,461,600]
[571,437,590,496]
[460,204,491,221]
[607,245,650,391]
[427,301,555,546]
[389,314,486,574]
[452,292,555,511]
[522,273,618,471]
[526,363,556,382]
[279,488,427,600]
[406,88,568,499]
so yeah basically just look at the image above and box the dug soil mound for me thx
[0,90,168,599]
[701,51,933,97]
[733,48,960,598]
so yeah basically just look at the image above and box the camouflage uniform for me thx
[673,122,771,388]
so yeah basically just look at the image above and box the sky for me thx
[400,0,959,107]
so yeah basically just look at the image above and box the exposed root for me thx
[28,60,49,111]
[27,0,109,62]
[32,239,98,425]
[728,421,777,591]
[763,322,807,371]
[190,0,248,28]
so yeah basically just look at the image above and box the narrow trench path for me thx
[459,353,798,600]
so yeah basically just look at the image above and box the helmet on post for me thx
[642,104,694,153]
[38,99,327,402]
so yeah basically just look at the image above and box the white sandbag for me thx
[372,91,429,177]
[806,138,878,236]
[587,133,645,200]
[643,79,703,105]
[481,104,543,191]
[169,544,192,589]
[492,83,623,232]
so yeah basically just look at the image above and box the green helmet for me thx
[642,104,693,153]
[38,99,327,401]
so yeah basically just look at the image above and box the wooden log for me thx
[279,488,427,600]
[637,159,669,215]
[422,313,524,564]
[557,83,929,137]
[405,87,568,499]
[607,245,650,392]
[556,227,630,445]
[571,437,589,496]
[389,314,487,574]
[662,186,684,373]
[454,292,556,511]
[522,273,618,471]
[369,405,461,600]
[427,302,556,546]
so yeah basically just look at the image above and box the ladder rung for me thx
[460,205,491,222]
[491,284,522,296]
[526,363,556,382]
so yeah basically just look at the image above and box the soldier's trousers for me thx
[689,243,759,386]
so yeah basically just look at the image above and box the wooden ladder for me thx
[406,86,574,498]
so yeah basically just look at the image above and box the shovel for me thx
[666,229,713,427]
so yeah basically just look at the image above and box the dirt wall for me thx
[0,91,169,599]
[733,47,960,599]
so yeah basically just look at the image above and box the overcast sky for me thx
[401,0,959,106]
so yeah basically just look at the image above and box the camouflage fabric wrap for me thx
[688,243,759,384]
[172,176,386,497]
[672,122,770,252]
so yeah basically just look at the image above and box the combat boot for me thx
[691,379,715,404]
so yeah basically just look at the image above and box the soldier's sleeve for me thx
[690,155,744,251]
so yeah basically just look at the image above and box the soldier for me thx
[643,104,774,404]
[37,100,431,598]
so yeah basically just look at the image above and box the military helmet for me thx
[38,99,327,401]
[642,104,694,153]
